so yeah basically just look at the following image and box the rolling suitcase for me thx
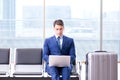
[86,51,117,80]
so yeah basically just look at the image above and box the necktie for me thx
[57,36,61,49]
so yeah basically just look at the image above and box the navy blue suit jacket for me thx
[43,35,76,73]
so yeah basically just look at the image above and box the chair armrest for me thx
[76,61,82,74]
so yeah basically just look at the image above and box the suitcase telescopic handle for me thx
[95,51,107,52]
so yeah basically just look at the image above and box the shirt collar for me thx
[55,35,63,39]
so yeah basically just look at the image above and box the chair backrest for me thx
[15,48,42,65]
[0,48,10,64]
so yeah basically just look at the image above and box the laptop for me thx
[49,55,70,67]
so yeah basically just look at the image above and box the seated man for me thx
[43,19,76,80]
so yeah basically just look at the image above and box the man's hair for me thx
[53,19,64,27]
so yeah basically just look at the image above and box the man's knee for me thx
[61,67,70,79]
[62,67,70,73]
[49,67,60,79]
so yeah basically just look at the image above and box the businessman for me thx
[43,19,76,80]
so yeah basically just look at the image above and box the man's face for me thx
[54,24,64,36]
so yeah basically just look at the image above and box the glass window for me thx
[15,0,44,48]
[0,0,14,48]
[0,0,3,20]
[103,0,120,61]
[45,0,100,61]
[0,0,120,61]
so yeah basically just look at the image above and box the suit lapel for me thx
[53,36,58,46]
[53,36,61,50]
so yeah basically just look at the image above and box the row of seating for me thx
[0,48,81,79]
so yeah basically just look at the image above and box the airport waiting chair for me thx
[12,48,43,77]
[0,48,10,77]
[70,60,81,80]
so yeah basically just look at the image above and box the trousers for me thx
[49,66,70,80]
